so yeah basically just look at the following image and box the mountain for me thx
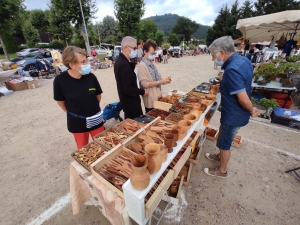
[143,13,210,39]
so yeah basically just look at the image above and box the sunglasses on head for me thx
[127,46,137,50]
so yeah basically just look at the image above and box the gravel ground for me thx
[0,54,299,225]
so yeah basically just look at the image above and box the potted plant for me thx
[258,98,278,119]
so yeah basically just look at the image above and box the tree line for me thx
[206,0,300,45]
[0,0,210,60]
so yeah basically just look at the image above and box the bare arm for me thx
[96,94,101,103]
[56,101,67,112]
[236,91,260,117]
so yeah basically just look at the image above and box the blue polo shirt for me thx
[220,53,253,126]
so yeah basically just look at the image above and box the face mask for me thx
[129,49,137,58]
[215,53,224,66]
[148,54,155,61]
[77,64,91,75]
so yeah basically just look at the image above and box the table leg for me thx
[251,87,256,95]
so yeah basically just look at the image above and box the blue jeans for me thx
[216,124,240,150]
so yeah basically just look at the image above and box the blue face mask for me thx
[129,50,137,58]
[215,53,224,66]
[79,64,91,75]
[148,54,155,61]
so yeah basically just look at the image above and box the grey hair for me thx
[209,36,235,54]
[121,36,137,50]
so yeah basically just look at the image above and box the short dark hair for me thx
[249,49,254,53]
[143,39,158,53]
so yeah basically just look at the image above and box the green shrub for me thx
[161,43,171,49]
[188,44,195,50]
[48,40,66,49]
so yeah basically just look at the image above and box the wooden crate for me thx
[188,146,202,164]
[206,127,219,141]
[161,175,184,205]
[91,144,135,199]
[94,127,131,150]
[171,146,192,179]
[181,161,193,186]
[232,135,243,148]
[153,100,173,111]
[71,142,109,171]
[145,169,174,218]
[190,129,203,153]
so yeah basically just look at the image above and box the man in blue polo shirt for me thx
[204,36,259,178]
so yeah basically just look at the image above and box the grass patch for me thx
[0,53,17,60]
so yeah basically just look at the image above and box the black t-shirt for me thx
[53,71,103,133]
[163,49,167,55]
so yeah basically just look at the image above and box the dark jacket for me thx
[114,53,145,113]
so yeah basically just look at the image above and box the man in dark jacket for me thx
[114,36,148,119]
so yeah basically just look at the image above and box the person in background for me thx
[106,48,113,61]
[53,46,104,148]
[162,47,168,63]
[137,45,143,63]
[253,44,260,53]
[155,50,159,63]
[137,40,171,112]
[114,48,120,60]
[91,47,97,60]
[205,36,259,178]
[158,47,162,63]
[114,36,147,119]
[245,49,254,61]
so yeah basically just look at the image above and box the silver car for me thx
[91,45,107,55]
[16,48,39,57]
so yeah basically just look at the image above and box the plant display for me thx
[258,98,278,118]
[286,55,300,62]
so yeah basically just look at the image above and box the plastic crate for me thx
[271,112,300,130]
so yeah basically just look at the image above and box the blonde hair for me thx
[62,46,86,69]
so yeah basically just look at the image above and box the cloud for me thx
[23,0,245,25]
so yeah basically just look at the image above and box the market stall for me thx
[69,80,222,225]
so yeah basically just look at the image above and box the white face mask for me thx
[129,49,137,58]
[147,54,155,61]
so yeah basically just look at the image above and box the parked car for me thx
[17,51,54,71]
[11,51,40,63]
[91,45,107,55]
[16,48,39,57]
[168,46,181,57]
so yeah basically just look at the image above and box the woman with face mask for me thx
[53,46,104,148]
[137,39,171,113]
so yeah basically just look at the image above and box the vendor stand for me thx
[69,82,221,225]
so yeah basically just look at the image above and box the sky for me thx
[23,0,245,26]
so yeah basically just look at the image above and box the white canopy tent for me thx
[236,10,300,43]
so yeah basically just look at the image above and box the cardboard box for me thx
[27,80,39,89]
[5,81,28,91]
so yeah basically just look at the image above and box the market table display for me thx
[252,81,296,108]
[70,82,221,225]
[0,69,18,83]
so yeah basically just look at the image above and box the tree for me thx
[239,0,254,19]
[49,0,97,50]
[205,2,242,45]
[22,20,40,47]
[0,0,24,60]
[155,31,164,46]
[99,16,118,42]
[253,0,300,16]
[114,0,145,37]
[168,33,180,46]
[138,20,157,42]
[29,10,49,32]
[88,25,97,45]
[171,16,200,41]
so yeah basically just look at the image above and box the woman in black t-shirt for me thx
[53,46,104,148]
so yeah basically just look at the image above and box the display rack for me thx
[123,94,221,225]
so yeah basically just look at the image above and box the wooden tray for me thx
[188,146,202,164]
[165,113,184,124]
[71,142,110,171]
[170,103,192,115]
[113,118,145,135]
[94,127,131,150]
[145,108,171,120]
[153,100,173,111]
[91,145,136,198]
[161,175,184,205]
[181,161,193,186]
